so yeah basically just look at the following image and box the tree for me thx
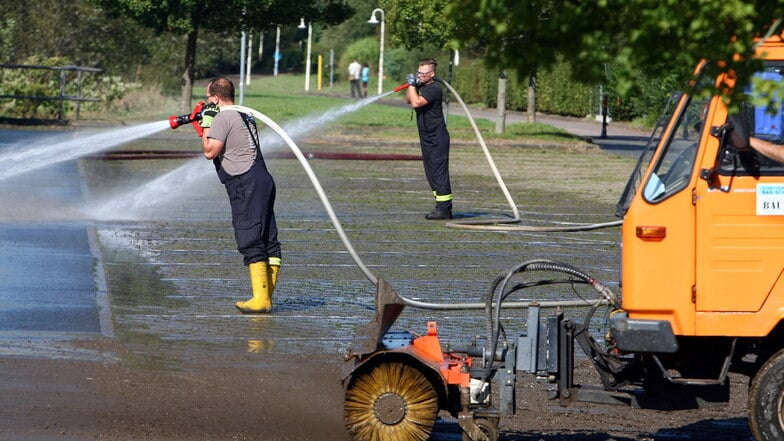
[446,0,784,108]
[380,0,519,128]
[90,0,353,112]
[380,0,456,51]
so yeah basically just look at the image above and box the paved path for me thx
[378,97,652,158]
[448,104,652,158]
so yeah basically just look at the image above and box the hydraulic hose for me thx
[477,259,619,382]
[434,77,622,233]
[224,105,379,286]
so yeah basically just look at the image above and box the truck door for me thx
[695,67,784,315]
[619,86,705,336]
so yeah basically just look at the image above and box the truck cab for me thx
[612,34,784,441]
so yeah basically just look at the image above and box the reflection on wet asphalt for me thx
[0,127,625,369]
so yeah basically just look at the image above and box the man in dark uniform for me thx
[406,58,453,220]
[200,77,281,313]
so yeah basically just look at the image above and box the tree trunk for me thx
[495,70,507,134]
[180,29,198,114]
[527,67,537,123]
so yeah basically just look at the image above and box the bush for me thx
[0,55,141,120]
[338,38,382,82]
[449,54,664,122]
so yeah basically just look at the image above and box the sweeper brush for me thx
[343,278,497,441]
[344,360,439,441]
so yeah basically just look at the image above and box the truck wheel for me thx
[461,418,499,441]
[749,349,784,440]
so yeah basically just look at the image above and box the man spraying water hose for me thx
[198,77,282,314]
[405,58,454,220]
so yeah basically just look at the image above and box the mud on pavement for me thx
[0,125,754,440]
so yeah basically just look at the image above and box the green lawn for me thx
[142,73,582,144]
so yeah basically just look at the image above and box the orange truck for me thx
[342,34,784,441]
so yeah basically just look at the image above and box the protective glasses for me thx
[417,71,434,77]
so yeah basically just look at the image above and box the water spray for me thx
[0,121,172,182]
[89,94,395,220]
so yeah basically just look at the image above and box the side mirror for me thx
[726,114,750,150]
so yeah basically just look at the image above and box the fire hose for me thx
[224,103,618,324]
[169,86,619,312]
[397,79,623,232]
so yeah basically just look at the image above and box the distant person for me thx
[199,77,282,313]
[405,58,453,220]
[348,59,362,99]
[361,62,370,98]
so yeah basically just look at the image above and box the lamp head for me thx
[298,18,306,29]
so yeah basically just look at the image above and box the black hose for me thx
[482,259,615,381]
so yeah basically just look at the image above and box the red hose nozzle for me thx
[169,101,206,132]
[393,83,410,93]
[169,113,196,129]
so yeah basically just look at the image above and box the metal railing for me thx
[0,64,102,123]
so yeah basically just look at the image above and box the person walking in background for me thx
[405,58,453,220]
[199,77,282,313]
[348,59,362,99]
[361,62,370,98]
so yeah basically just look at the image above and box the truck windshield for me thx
[616,63,712,216]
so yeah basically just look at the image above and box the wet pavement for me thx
[0,115,647,439]
[0,115,642,365]
[0,108,760,441]
[0,132,112,359]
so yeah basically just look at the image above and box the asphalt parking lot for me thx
[6,113,730,441]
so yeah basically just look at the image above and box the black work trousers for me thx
[419,124,452,211]
[223,161,281,266]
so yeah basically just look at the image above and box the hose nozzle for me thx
[168,113,199,129]
[393,83,410,93]
[169,101,205,129]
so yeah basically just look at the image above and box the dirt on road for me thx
[0,346,754,441]
[0,125,756,441]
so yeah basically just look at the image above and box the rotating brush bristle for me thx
[344,360,439,441]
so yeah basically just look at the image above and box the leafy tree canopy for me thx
[444,0,784,105]
[380,0,457,50]
[91,0,354,35]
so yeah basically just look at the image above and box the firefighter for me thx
[406,58,454,220]
[200,77,282,313]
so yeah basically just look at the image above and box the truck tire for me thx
[462,418,499,441]
[749,349,784,440]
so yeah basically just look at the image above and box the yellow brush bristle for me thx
[344,360,439,441]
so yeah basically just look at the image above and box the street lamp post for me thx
[298,18,312,92]
[273,26,280,77]
[368,8,385,95]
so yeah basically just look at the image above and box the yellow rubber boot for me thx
[235,261,272,313]
[268,257,281,296]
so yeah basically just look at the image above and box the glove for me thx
[189,101,205,137]
[406,73,418,87]
[199,103,219,129]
